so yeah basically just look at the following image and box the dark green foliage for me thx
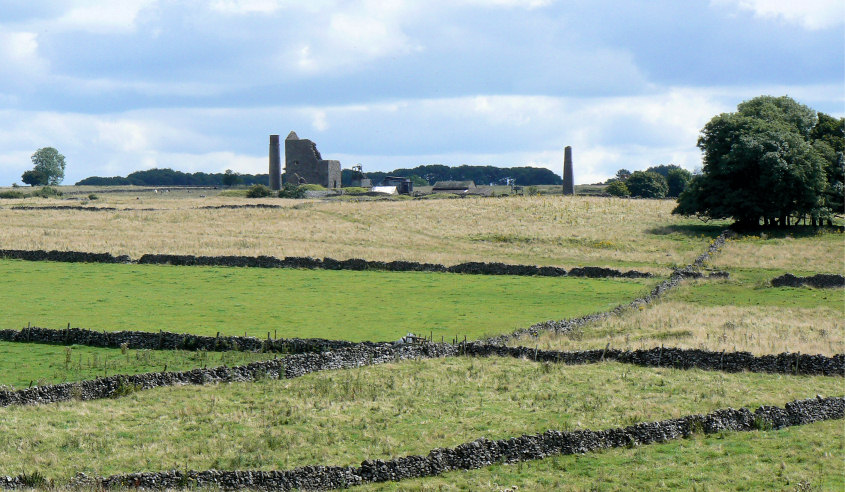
[342,164,562,187]
[0,190,25,199]
[626,171,668,198]
[246,184,273,198]
[32,186,63,198]
[222,169,242,187]
[810,113,844,223]
[88,193,98,200]
[30,147,66,185]
[644,164,692,197]
[278,183,306,198]
[674,96,829,228]
[75,168,269,186]
[605,180,630,197]
[19,470,49,488]
[665,168,692,197]
[21,169,48,186]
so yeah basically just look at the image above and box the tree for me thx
[30,147,66,185]
[674,95,827,228]
[626,171,667,198]
[810,113,844,225]
[222,169,241,187]
[665,167,692,197]
[615,169,632,181]
[21,169,48,186]
[605,180,630,197]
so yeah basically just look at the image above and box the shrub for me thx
[605,180,630,197]
[87,193,98,200]
[342,187,370,195]
[278,183,306,198]
[526,185,540,196]
[0,190,25,199]
[32,186,63,198]
[246,184,274,198]
[626,171,668,198]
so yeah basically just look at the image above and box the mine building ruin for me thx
[282,131,341,189]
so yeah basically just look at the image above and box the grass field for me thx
[0,358,839,479]
[362,419,843,491]
[1,189,842,489]
[0,259,652,342]
[512,267,845,355]
[0,342,277,389]
[0,193,726,270]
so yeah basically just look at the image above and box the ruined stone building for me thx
[283,131,341,189]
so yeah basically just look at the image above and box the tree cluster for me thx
[76,168,268,187]
[22,147,66,186]
[342,164,563,187]
[673,96,843,228]
[605,165,692,198]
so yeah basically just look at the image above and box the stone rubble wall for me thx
[0,326,366,354]
[771,273,845,289]
[1,396,835,490]
[0,342,840,408]
[0,248,652,278]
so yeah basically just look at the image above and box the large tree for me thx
[674,96,828,228]
[30,147,66,185]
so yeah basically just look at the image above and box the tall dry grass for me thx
[0,194,713,269]
[511,300,844,356]
[709,232,844,274]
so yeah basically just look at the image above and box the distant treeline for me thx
[343,164,563,187]
[76,169,268,187]
[77,165,562,187]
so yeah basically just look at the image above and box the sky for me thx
[0,0,842,185]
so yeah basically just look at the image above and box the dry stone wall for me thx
[2,396,836,490]
[771,273,845,288]
[0,342,840,408]
[0,248,651,278]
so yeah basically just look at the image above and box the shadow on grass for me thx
[645,224,726,238]
[733,225,844,240]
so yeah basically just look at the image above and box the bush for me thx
[605,180,630,197]
[87,193,98,200]
[32,186,63,198]
[278,183,306,198]
[626,171,667,198]
[246,184,274,198]
[0,190,25,199]
[342,187,370,195]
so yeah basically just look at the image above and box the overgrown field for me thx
[0,259,652,341]
[513,270,845,356]
[0,193,726,270]
[0,358,839,479]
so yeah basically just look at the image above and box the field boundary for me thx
[1,343,840,407]
[0,248,653,278]
[3,396,840,490]
[771,273,845,289]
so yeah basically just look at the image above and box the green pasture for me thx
[669,268,844,311]
[0,259,653,342]
[0,342,276,389]
[364,419,843,491]
[0,357,839,478]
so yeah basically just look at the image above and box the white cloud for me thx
[53,0,158,33]
[0,31,49,86]
[712,0,845,29]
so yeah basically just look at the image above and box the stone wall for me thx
[3,396,836,490]
[771,273,845,289]
[0,247,652,278]
[284,131,341,189]
[0,341,840,408]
